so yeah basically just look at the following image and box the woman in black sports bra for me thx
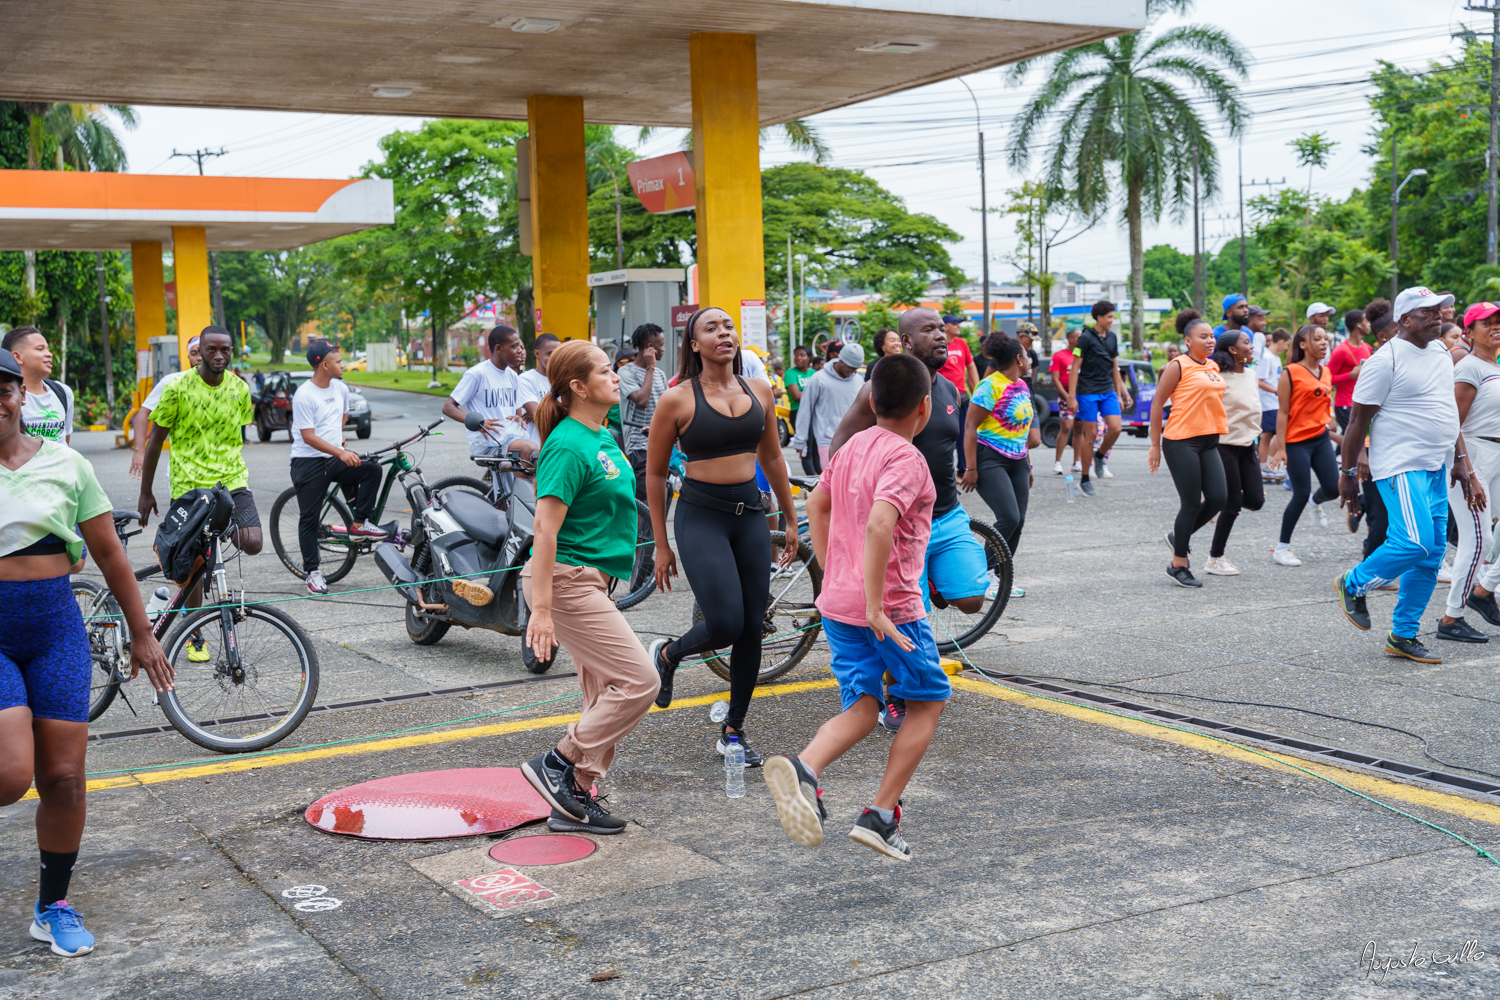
[644,307,798,766]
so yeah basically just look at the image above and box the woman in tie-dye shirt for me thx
[961,333,1041,561]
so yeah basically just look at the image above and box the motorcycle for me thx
[374,448,559,673]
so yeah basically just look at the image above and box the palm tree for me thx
[1006,0,1248,350]
[636,119,830,164]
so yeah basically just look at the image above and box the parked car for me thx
[253,371,372,442]
[1031,358,1158,449]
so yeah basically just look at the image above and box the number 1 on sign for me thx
[677,168,683,185]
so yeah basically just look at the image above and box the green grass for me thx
[343,369,459,397]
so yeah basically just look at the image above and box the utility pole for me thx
[1193,148,1204,312]
[787,232,795,354]
[172,147,229,326]
[95,252,113,409]
[1239,164,1285,300]
[958,79,990,334]
[1464,1,1500,263]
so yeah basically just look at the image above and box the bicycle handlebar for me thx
[361,418,445,460]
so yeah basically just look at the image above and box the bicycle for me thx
[268,420,443,584]
[429,449,660,613]
[80,497,320,753]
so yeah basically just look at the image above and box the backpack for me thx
[153,486,234,586]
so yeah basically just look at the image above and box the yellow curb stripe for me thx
[952,675,1500,828]
[34,678,842,801]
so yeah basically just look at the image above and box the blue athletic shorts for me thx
[1075,391,1121,423]
[0,575,92,723]
[823,617,948,711]
[920,504,988,606]
[1261,409,1278,434]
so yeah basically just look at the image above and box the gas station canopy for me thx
[1,0,1144,126]
[0,172,395,252]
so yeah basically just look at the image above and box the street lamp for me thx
[1390,167,1427,299]
[957,78,989,335]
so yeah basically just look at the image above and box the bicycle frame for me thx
[311,449,417,551]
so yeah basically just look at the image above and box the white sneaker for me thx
[984,570,1002,600]
[305,569,329,595]
[1313,504,1328,529]
[1204,556,1240,576]
[1100,460,1113,479]
[1438,562,1454,584]
[1072,460,1083,473]
[1053,461,1064,475]
[1271,548,1302,567]
[1009,585,1026,599]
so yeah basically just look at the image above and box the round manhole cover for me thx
[489,834,597,866]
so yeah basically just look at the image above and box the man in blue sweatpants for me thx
[1335,287,1476,662]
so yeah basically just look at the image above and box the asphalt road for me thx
[2,386,1498,998]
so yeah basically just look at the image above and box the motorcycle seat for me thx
[440,489,510,549]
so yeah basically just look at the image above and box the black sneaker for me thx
[1469,590,1500,627]
[716,727,764,767]
[1093,452,1105,479]
[1079,479,1098,498]
[879,699,907,733]
[1437,617,1489,643]
[650,638,677,709]
[848,805,911,861]
[521,749,586,821]
[1166,564,1201,588]
[765,755,826,848]
[1335,572,1370,631]
[546,788,627,835]
[1384,633,1442,663]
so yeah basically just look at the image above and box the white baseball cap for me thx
[1393,286,1456,322]
[1305,302,1335,319]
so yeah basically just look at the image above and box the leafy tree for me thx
[218,249,332,364]
[1249,187,1390,317]
[882,273,929,309]
[940,292,966,317]
[586,126,695,270]
[761,163,964,294]
[1142,244,1193,303]
[1290,132,1337,205]
[1006,0,1249,350]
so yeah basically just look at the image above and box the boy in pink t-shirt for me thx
[765,353,945,862]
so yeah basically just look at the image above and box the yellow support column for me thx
[691,32,767,337]
[123,241,167,444]
[171,226,213,367]
[526,95,590,340]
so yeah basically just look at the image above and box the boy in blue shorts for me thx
[766,353,947,861]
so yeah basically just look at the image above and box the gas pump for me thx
[589,268,684,372]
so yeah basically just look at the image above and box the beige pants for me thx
[520,560,659,785]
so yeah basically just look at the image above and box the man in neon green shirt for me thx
[137,327,260,653]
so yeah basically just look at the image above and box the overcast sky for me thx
[117,0,1479,288]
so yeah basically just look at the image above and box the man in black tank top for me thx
[829,307,994,731]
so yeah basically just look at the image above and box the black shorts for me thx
[230,487,261,530]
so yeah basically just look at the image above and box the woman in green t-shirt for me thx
[518,340,659,837]
[0,352,172,957]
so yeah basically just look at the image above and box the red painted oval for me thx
[489,834,597,866]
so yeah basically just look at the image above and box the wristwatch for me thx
[1340,467,1359,478]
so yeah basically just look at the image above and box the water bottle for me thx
[1065,474,1076,503]
[145,586,171,616]
[723,736,746,798]
[708,700,729,723]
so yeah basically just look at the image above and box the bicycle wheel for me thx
[158,603,320,753]
[430,475,492,506]
[269,487,358,584]
[691,531,822,685]
[931,519,1011,655]
[73,579,128,722]
[613,501,656,611]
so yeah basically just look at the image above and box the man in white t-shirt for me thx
[3,326,74,445]
[289,340,385,594]
[1336,287,1475,662]
[129,335,200,478]
[516,333,559,449]
[442,325,535,460]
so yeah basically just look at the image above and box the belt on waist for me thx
[678,482,764,516]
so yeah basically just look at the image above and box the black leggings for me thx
[1210,443,1265,557]
[1161,434,1226,558]
[290,455,381,571]
[665,479,770,731]
[975,447,1029,556]
[1281,431,1338,544]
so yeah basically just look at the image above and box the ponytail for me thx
[535,339,600,448]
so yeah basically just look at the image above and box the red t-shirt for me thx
[938,336,973,395]
[1049,348,1074,390]
[1327,339,1371,408]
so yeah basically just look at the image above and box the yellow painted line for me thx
[952,675,1500,828]
[32,678,841,801]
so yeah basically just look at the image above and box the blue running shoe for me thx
[30,899,94,957]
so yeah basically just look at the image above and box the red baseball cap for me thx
[1465,302,1500,328]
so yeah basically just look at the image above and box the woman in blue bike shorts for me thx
[0,350,172,958]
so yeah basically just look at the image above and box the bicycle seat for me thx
[111,509,143,523]
[788,475,820,492]
[440,489,510,549]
